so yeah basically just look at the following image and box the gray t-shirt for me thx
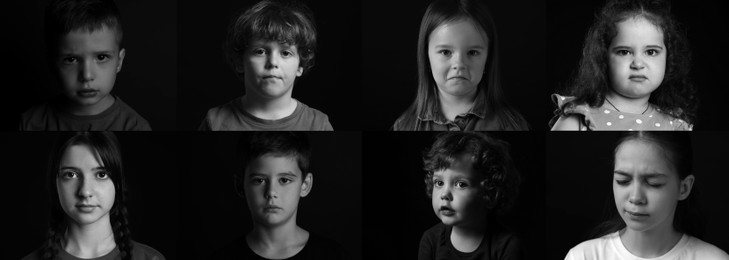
[199,97,333,131]
[19,96,151,131]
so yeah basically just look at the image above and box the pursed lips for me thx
[629,74,648,81]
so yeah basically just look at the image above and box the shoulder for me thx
[114,97,152,130]
[550,94,591,131]
[565,233,618,260]
[203,98,242,130]
[300,231,348,259]
[551,115,583,131]
[295,101,333,131]
[20,101,57,131]
[420,223,446,243]
[21,248,43,260]
[131,240,166,260]
[683,236,729,260]
[392,107,417,131]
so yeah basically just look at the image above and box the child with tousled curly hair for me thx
[419,132,523,260]
[551,0,695,131]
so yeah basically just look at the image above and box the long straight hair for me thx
[592,131,704,239]
[395,0,527,130]
[41,132,133,260]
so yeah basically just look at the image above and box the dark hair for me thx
[44,0,123,59]
[223,0,317,76]
[592,131,704,238]
[423,132,520,215]
[395,0,527,130]
[558,0,696,124]
[41,132,133,260]
[237,132,311,175]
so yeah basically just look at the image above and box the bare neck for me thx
[241,94,297,120]
[438,91,476,121]
[66,95,116,116]
[450,222,486,253]
[605,91,651,114]
[620,225,683,258]
[247,218,308,259]
[64,215,116,258]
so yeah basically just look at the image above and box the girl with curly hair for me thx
[419,132,523,260]
[23,132,164,260]
[551,0,695,131]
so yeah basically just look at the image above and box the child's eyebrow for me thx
[644,45,664,50]
[59,166,106,172]
[277,172,299,179]
[613,171,667,178]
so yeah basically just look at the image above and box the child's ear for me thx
[296,66,303,77]
[678,174,695,201]
[300,172,313,197]
[233,173,246,199]
[116,48,126,73]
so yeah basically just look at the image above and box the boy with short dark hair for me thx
[199,0,332,131]
[20,0,151,131]
[211,132,345,259]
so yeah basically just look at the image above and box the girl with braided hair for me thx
[23,132,164,260]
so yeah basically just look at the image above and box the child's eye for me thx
[59,171,78,179]
[615,50,631,56]
[645,49,660,56]
[96,171,110,180]
[615,179,630,186]
[97,54,110,62]
[281,50,296,58]
[252,49,266,56]
[438,50,452,56]
[61,57,78,64]
[279,178,293,184]
[434,180,444,187]
[251,178,266,185]
[455,181,469,188]
[467,50,480,56]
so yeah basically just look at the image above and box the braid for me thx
[112,202,134,260]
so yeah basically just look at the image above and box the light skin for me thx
[57,144,117,258]
[56,26,125,116]
[428,18,489,121]
[238,40,304,120]
[431,154,487,253]
[613,140,694,258]
[551,16,667,130]
[238,155,313,259]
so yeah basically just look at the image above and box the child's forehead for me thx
[611,16,664,47]
[59,26,120,53]
[433,155,480,178]
[248,38,298,48]
[245,154,302,176]
[430,18,489,47]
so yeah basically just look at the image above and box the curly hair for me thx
[41,132,133,260]
[423,132,520,215]
[559,0,696,124]
[223,0,317,77]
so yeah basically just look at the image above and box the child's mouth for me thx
[77,89,99,97]
[629,75,648,82]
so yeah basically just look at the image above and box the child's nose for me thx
[79,60,95,82]
[630,57,645,70]
[628,183,646,205]
[439,188,452,201]
[76,176,94,198]
[265,53,280,69]
[450,53,466,71]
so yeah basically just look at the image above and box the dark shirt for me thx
[199,97,333,131]
[392,97,527,131]
[22,241,165,260]
[210,232,347,260]
[418,223,524,260]
[19,96,151,131]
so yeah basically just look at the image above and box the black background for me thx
[362,132,546,259]
[180,132,363,259]
[362,0,547,131]
[177,0,362,130]
[547,0,729,130]
[546,132,729,259]
[0,0,178,130]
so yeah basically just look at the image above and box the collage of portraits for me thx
[2,0,729,259]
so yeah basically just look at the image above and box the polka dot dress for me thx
[552,94,693,131]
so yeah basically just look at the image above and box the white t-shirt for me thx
[565,231,729,260]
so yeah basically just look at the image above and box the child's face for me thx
[431,155,486,227]
[608,17,666,100]
[56,26,125,108]
[244,155,311,227]
[57,144,116,226]
[613,140,690,234]
[428,19,488,100]
[242,40,304,100]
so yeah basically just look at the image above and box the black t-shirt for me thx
[210,231,347,260]
[418,223,524,260]
[22,240,165,260]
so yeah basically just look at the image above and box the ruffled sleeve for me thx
[550,94,593,130]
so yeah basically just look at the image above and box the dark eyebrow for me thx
[645,45,664,50]
[614,171,667,178]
